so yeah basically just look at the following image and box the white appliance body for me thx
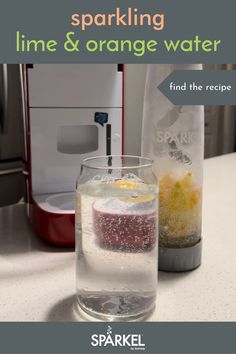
[24,64,124,245]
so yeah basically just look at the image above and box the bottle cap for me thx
[158,239,202,272]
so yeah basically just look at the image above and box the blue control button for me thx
[94,112,108,127]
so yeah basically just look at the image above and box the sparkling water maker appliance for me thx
[23,64,124,246]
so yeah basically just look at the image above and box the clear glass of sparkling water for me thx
[75,156,158,321]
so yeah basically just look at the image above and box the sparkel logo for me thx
[156,131,194,145]
[91,325,145,350]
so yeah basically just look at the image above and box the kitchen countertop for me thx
[1,153,236,322]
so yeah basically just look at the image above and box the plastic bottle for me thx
[142,64,204,271]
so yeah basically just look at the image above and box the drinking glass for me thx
[75,155,158,321]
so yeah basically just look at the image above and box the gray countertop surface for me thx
[1,153,236,321]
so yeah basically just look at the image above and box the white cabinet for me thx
[204,106,236,158]
[204,106,219,158]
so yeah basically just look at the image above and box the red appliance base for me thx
[28,200,75,247]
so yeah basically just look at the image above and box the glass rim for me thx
[82,155,154,170]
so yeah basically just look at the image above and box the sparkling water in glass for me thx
[75,156,158,321]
